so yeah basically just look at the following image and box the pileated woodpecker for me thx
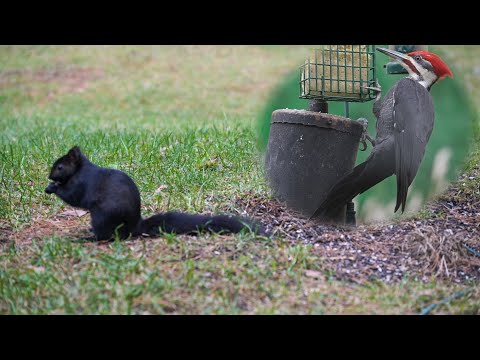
[311,47,453,221]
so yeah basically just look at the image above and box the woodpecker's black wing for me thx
[392,78,434,213]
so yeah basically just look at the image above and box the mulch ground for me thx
[235,187,480,284]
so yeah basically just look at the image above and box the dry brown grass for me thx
[0,65,103,105]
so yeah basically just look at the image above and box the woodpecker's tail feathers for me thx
[310,161,370,220]
[311,145,395,221]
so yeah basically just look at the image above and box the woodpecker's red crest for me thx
[407,51,454,80]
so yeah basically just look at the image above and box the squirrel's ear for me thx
[67,146,81,163]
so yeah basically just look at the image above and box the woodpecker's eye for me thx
[57,164,63,171]
[414,55,422,61]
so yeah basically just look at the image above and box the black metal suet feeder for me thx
[265,45,377,224]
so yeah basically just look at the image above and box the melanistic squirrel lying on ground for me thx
[45,146,264,240]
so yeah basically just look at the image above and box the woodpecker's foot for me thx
[357,118,373,151]
[359,140,368,151]
[364,79,382,101]
[365,134,376,147]
[357,117,368,129]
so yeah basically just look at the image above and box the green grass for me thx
[1,45,479,314]
[0,126,265,227]
[2,234,479,314]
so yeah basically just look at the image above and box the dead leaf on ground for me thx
[58,209,88,218]
[154,185,169,194]
[305,270,324,279]
[27,266,46,273]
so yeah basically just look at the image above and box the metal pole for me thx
[346,202,356,226]
[344,102,350,118]
[309,99,328,113]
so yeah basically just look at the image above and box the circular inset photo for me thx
[258,45,476,224]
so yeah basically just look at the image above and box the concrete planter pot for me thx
[265,109,364,222]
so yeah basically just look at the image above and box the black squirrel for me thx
[45,146,264,240]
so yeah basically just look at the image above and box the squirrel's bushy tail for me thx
[139,211,266,236]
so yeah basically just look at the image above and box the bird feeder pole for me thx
[309,99,328,113]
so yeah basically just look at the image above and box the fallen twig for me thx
[419,289,473,315]
[464,244,480,257]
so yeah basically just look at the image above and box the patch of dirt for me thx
[235,188,480,284]
[0,65,103,103]
[0,212,91,249]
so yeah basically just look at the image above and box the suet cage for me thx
[300,45,377,103]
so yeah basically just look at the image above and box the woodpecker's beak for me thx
[376,47,412,63]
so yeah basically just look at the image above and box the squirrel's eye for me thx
[57,164,63,171]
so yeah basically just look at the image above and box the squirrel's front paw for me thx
[45,182,59,194]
